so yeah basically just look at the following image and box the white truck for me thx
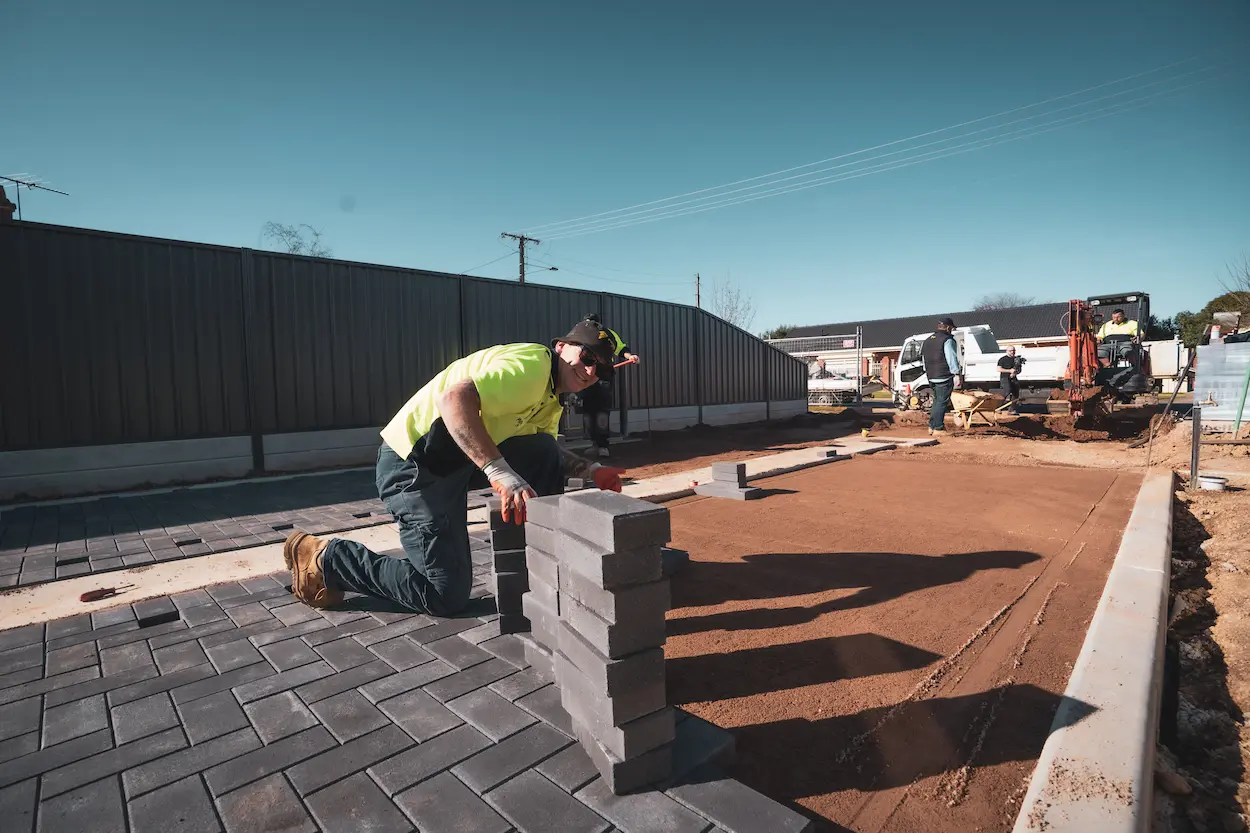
[893,325,1069,410]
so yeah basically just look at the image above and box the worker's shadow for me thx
[699,684,1095,811]
[667,549,1040,635]
[667,633,941,703]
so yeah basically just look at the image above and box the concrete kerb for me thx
[1012,470,1176,833]
[621,438,914,503]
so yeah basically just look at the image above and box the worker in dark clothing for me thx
[997,346,1021,413]
[921,317,963,435]
[578,313,636,458]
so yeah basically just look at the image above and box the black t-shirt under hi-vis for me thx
[998,355,1014,380]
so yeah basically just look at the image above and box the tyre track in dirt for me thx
[845,472,1141,833]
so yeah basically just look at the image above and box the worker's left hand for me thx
[590,464,626,492]
[626,353,640,365]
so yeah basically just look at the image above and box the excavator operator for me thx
[1096,308,1139,366]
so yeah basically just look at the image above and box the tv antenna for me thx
[1,173,70,220]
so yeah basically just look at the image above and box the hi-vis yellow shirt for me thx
[1097,319,1139,339]
[380,343,562,460]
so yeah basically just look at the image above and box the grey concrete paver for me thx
[0,563,820,832]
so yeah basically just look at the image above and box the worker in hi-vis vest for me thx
[577,313,640,457]
[281,318,627,616]
[1096,308,1140,365]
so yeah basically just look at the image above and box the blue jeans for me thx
[321,434,564,615]
[929,379,954,431]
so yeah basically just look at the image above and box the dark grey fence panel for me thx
[2,222,809,451]
[460,279,600,355]
[599,296,697,409]
[698,311,768,405]
[1,223,249,450]
[251,253,462,434]
[768,342,807,401]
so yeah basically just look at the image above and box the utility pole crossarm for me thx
[501,232,541,283]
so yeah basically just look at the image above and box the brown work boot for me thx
[283,531,343,609]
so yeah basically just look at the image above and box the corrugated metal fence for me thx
[1,222,807,452]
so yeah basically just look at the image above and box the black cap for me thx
[938,317,955,328]
[555,319,617,373]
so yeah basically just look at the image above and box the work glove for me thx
[590,463,626,493]
[482,458,536,524]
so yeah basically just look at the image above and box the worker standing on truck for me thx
[921,317,963,435]
[281,318,627,616]
[997,346,1021,413]
[1096,308,1139,365]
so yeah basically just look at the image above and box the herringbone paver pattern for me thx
[0,475,498,590]
[0,538,808,832]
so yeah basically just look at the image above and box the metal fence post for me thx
[856,326,864,404]
[1189,405,1201,489]
[764,343,771,421]
[694,311,704,425]
[239,247,265,474]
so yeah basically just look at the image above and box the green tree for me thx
[1173,292,1250,346]
[1143,314,1177,340]
[760,325,798,340]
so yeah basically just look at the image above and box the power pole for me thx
[501,232,541,283]
[695,273,701,309]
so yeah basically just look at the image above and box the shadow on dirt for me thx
[667,633,941,703]
[669,550,1041,624]
[722,684,1095,832]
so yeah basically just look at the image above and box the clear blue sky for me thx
[6,0,1248,330]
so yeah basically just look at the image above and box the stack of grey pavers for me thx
[693,461,763,500]
[521,490,676,794]
[486,498,530,635]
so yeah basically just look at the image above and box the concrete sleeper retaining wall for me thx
[1,401,809,501]
[1013,471,1176,832]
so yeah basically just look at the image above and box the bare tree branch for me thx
[262,222,332,258]
[1219,248,1250,309]
[972,292,1036,311]
[709,279,757,331]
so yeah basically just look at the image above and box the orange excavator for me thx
[1063,292,1152,420]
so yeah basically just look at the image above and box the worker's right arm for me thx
[943,339,963,381]
[437,380,535,522]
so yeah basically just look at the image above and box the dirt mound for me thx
[1147,422,1250,468]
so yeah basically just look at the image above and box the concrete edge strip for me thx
[628,441,906,504]
[1012,470,1176,833]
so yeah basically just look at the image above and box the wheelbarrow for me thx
[949,390,1007,427]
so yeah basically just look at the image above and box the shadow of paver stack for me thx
[523,490,677,793]
[693,461,763,500]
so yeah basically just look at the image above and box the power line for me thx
[457,252,515,275]
[529,257,687,287]
[540,253,686,280]
[519,56,1204,237]
[540,65,1212,239]
[544,76,1214,240]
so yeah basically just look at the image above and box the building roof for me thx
[787,302,1070,349]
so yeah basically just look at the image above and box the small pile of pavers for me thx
[485,486,689,793]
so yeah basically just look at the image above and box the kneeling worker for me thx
[282,318,627,616]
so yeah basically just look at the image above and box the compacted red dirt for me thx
[663,455,1141,833]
